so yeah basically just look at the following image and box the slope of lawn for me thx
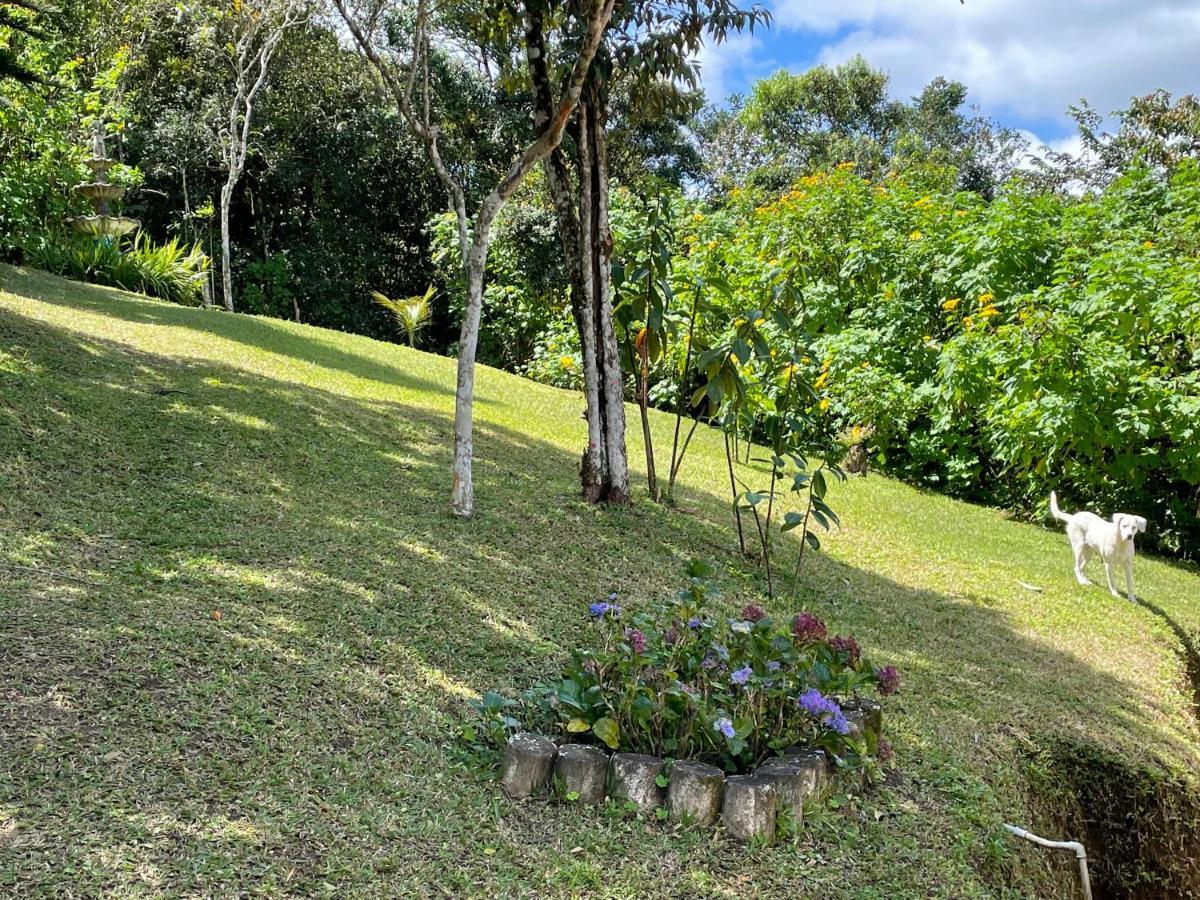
[2,263,1199,898]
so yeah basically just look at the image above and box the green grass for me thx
[2,263,1198,898]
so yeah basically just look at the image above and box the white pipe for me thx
[1003,823,1093,900]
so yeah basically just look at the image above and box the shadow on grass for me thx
[0,304,1194,897]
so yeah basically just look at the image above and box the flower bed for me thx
[474,561,898,842]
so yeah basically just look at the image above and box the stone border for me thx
[500,698,883,843]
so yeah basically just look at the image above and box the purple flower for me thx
[663,625,681,646]
[714,717,735,739]
[875,665,900,696]
[766,660,781,672]
[588,602,610,618]
[701,649,720,670]
[741,603,767,623]
[797,688,850,736]
[829,635,861,666]
[624,628,647,654]
[608,591,619,602]
[877,738,894,763]
[687,617,703,629]
[791,612,827,643]
[731,665,754,686]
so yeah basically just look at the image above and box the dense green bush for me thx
[676,163,1200,555]
[28,233,209,305]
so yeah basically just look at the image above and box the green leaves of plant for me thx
[592,717,620,750]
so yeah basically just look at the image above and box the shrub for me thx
[511,561,896,774]
[27,232,208,305]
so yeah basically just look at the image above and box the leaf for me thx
[781,511,805,532]
[812,470,827,500]
[655,773,670,788]
[592,717,620,749]
[566,790,580,802]
[655,806,669,820]
[567,718,592,733]
[805,531,821,550]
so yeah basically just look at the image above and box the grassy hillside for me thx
[2,264,1199,898]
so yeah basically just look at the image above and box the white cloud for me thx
[766,0,1200,129]
[694,31,769,104]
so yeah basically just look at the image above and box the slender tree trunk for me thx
[219,178,235,312]
[451,232,490,516]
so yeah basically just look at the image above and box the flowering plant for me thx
[541,560,897,773]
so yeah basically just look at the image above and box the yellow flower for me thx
[979,305,1000,319]
[883,286,895,299]
[559,355,574,369]
[814,371,829,390]
[922,335,933,342]
[1143,240,1154,249]
[978,292,994,304]
[732,317,746,327]
[691,212,705,223]
[801,356,811,364]
[909,230,923,241]
[913,196,933,208]
[942,297,960,311]
[836,161,855,171]
[819,398,831,411]
[753,317,766,327]
[954,210,967,217]
[963,315,974,329]
[706,240,718,251]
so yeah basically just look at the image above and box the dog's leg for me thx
[1104,562,1120,598]
[1124,560,1136,604]
[1072,542,1092,586]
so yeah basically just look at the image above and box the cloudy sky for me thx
[695,0,1200,150]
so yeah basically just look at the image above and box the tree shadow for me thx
[1,304,1196,897]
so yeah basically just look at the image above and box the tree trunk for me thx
[451,228,492,517]
[542,81,628,505]
[219,178,235,312]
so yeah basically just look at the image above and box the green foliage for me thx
[679,161,1200,555]
[521,562,892,773]
[372,285,434,347]
[29,232,208,304]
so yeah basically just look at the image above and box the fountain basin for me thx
[73,183,127,203]
[68,215,140,237]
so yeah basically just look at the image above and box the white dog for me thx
[1050,491,1146,602]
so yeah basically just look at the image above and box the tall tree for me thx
[526,0,766,504]
[333,0,617,517]
[215,0,301,312]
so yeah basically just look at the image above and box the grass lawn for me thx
[2,263,1199,898]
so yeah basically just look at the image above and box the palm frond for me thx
[372,286,434,347]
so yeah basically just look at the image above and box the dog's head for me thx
[1113,513,1147,542]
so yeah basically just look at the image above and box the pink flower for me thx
[875,665,900,695]
[624,628,647,654]
[791,612,827,643]
[740,603,767,623]
[829,635,861,665]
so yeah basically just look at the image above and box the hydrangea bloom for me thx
[700,649,720,670]
[791,612,827,643]
[829,635,861,665]
[731,665,753,686]
[687,617,703,629]
[714,717,736,739]
[797,687,850,735]
[875,665,900,695]
[766,660,781,673]
[624,628,647,654]
[740,603,767,623]
[588,601,620,619]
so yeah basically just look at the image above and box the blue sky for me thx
[695,0,1200,152]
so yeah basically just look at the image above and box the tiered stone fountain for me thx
[68,126,139,240]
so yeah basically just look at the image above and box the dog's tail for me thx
[1049,490,1071,524]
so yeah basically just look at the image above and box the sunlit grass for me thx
[1,263,1198,897]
